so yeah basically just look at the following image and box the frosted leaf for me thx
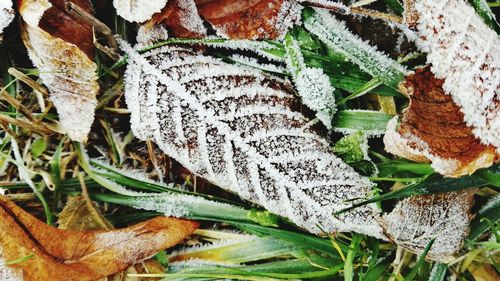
[381,190,475,263]
[196,0,302,40]
[0,0,14,41]
[304,8,407,88]
[284,34,336,129]
[384,67,497,177]
[113,0,169,23]
[409,0,500,153]
[19,1,98,142]
[122,41,385,238]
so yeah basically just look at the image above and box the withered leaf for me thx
[58,195,165,281]
[384,67,498,177]
[148,0,207,39]
[196,0,302,39]
[18,0,99,142]
[404,0,500,152]
[0,196,198,281]
[381,190,475,263]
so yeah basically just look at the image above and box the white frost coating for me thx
[176,0,207,36]
[296,67,336,129]
[271,0,303,40]
[20,7,99,142]
[229,54,286,74]
[304,9,407,87]
[0,249,23,281]
[17,0,51,27]
[0,0,14,38]
[284,35,336,129]
[113,0,169,23]
[412,0,500,152]
[121,40,386,239]
[382,190,474,263]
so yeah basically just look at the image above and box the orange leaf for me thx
[384,67,498,177]
[0,196,198,281]
[196,0,301,39]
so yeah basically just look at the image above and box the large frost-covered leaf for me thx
[121,42,385,238]
[381,190,475,263]
[19,0,99,142]
[407,0,500,152]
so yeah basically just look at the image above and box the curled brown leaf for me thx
[384,67,498,177]
[0,196,198,281]
[196,0,302,39]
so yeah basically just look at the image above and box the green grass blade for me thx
[336,173,488,215]
[303,8,407,89]
[333,110,393,136]
[470,0,500,33]
[468,194,500,241]
[403,239,435,281]
[428,263,447,281]
[344,234,362,281]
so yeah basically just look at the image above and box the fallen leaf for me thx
[196,0,302,39]
[18,0,99,142]
[58,195,165,281]
[384,67,498,177]
[0,195,198,281]
[148,0,207,38]
[381,190,475,263]
[121,39,385,239]
[404,0,500,153]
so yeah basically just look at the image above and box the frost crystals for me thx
[284,33,336,129]
[122,41,385,239]
[409,0,500,152]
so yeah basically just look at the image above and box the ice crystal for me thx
[382,190,474,263]
[121,41,385,238]
[0,0,13,41]
[175,0,207,36]
[304,8,407,88]
[113,0,169,23]
[411,0,500,152]
[284,34,336,129]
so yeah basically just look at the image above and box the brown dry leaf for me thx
[148,0,207,38]
[0,195,198,281]
[384,67,498,177]
[18,0,99,142]
[58,195,165,281]
[58,195,113,231]
[195,0,302,39]
[381,190,475,263]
